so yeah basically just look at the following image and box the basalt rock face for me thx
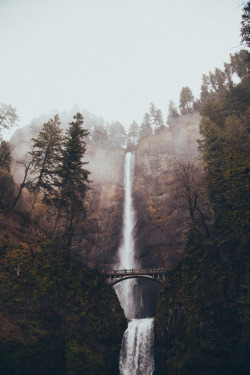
[78,113,202,270]
[133,112,201,270]
[77,147,125,268]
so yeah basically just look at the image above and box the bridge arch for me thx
[108,274,164,286]
[101,268,167,286]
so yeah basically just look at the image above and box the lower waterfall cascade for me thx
[114,152,155,375]
[119,318,154,375]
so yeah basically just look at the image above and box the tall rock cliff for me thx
[77,147,125,267]
[133,112,202,269]
[10,111,205,272]
[77,112,204,271]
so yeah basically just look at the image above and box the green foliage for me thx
[230,50,249,79]
[174,160,210,240]
[241,1,250,48]
[155,240,250,375]
[139,112,153,140]
[155,42,250,374]
[127,120,139,150]
[149,103,165,133]
[200,51,250,115]
[54,113,91,246]
[199,110,249,239]
[167,100,180,128]
[90,123,109,147]
[108,121,126,149]
[0,170,16,208]
[28,114,63,211]
[0,141,12,171]
[0,211,126,375]
[179,87,194,114]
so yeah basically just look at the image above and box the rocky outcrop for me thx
[77,147,125,267]
[133,112,202,269]
[10,111,203,272]
[78,112,203,270]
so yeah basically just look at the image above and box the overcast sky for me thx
[0,0,244,133]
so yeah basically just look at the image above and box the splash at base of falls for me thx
[119,318,155,375]
[114,279,139,320]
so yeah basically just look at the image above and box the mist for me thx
[0,0,242,131]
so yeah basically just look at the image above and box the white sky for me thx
[0,0,244,133]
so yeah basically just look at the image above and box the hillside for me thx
[77,112,207,270]
[154,238,250,374]
[153,53,250,374]
[0,210,126,375]
[133,112,207,268]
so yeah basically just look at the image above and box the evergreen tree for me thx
[28,115,63,212]
[198,52,250,239]
[149,102,157,129]
[149,103,165,132]
[108,121,126,149]
[199,51,249,109]
[179,86,194,114]
[54,113,90,246]
[241,1,250,48]
[200,74,210,103]
[168,100,180,118]
[155,108,165,133]
[167,100,180,128]
[198,115,249,238]
[0,141,12,171]
[139,112,153,140]
[230,50,249,79]
[91,122,109,147]
[209,68,227,93]
[127,121,139,150]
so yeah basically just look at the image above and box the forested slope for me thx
[154,48,250,374]
[0,210,126,375]
[155,239,249,375]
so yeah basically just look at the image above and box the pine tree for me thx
[0,141,12,171]
[127,121,139,150]
[54,113,91,246]
[91,123,109,146]
[198,115,249,238]
[149,103,165,133]
[167,100,180,129]
[28,115,62,212]
[179,86,194,114]
[168,100,180,118]
[139,113,153,139]
[241,1,250,48]
[155,108,165,133]
[108,121,126,149]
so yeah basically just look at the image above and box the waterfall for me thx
[114,152,155,375]
[119,318,154,375]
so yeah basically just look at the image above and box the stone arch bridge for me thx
[100,268,168,286]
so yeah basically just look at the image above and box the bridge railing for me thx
[100,268,168,276]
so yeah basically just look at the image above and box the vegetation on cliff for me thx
[154,9,250,373]
[0,209,126,375]
[155,238,249,375]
